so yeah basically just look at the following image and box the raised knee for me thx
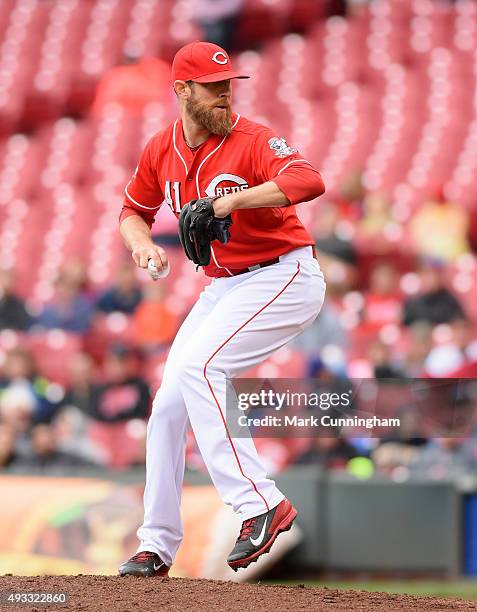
[178,356,228,387]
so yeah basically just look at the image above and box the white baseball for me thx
[147,259,170,280]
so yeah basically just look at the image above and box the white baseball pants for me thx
[137,246,326,565]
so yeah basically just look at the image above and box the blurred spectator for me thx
[193,0,244,50]
[53,408,106,465]
[467,202,477,253]
[307,354,349,381]
[63,347,149,424]
[385,407,427,447]
[424,317,477,377]
[402,259,465,326]
[295,434,359,469]
[409,437,477,479]
[372,407,427,475]
[337,169,365,220]
[95,263,143,315]
[0,268,32,330]
[362,262,402,329]
[14,424,99,471]
[315,209,357,267]
[68,346,150,468]
[315,203,358,297]
[410,191,470,262]
[91,55,173,117]
[367,339,404,378]
[0,384,35,437]
[0,348,60,424]
[293,302,347,355]
[0,423,17,469]
[1,346,35,382]
[58,353,105,463]
[315,246,357,298]
[82,346,150,423]
[58,258,91,298]
[402,323,433,376]
[61,352,97,417]
[358,192,393,238]
[133,284,180,350]
[36,274,93,333]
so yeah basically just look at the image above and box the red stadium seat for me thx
[88,420,146,469]
[84,312,136,362]
[25,330,83,385]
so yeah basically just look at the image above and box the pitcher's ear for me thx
[174,80,191,99]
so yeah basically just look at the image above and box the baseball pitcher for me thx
[118,41,326,576]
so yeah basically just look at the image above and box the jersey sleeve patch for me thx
[268,137,298,158]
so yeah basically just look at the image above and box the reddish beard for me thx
[186,94,233,137]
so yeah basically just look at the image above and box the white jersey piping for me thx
[276,159,312,176]
[125,185,162,210]
[173,119,189,175]
[195,114,241,276]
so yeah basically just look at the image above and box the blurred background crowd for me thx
[1,0,477,480]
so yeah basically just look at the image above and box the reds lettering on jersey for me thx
[120,113,325,277]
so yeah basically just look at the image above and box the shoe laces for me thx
[130,551,156,563]
[238,518,257,541]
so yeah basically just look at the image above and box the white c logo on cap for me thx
[212,52,228,65]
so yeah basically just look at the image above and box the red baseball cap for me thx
[171,41,250,83]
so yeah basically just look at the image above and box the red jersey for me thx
[120,113,325,277]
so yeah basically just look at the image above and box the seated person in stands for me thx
[293,302,348,357]
[424,317,477,377]
[57,258,92,299]
[410,188,470,263]
[12,423,99,472]
[91,54,173,118]
[314,201,358,272]
[367,339,404,379]
[0,268,32,330]
[402,258,465,327]
[36,273,93,333]
[61,352,97,418]
[409,436,477,479]
[0,387,35,462]
[362,262,402,329]
[132,283,180,350]
[95,262,143,315]
[0,423,18,469]
[372,406,427,476]
[358,192,394,238]
[55,353,106,464]
[193,0,244,50]
[295,430,359,470]
[0,348,60,424]
[70,345,150,423]
[402,322,433,376]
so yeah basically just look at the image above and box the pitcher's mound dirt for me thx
[1,575,476,612]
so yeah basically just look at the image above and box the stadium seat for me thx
[25,330,83,385]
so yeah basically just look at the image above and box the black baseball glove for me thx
[178,197,232,267]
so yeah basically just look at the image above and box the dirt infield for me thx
[1,575,476,612]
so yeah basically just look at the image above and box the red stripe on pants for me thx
[203,262,301,513]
